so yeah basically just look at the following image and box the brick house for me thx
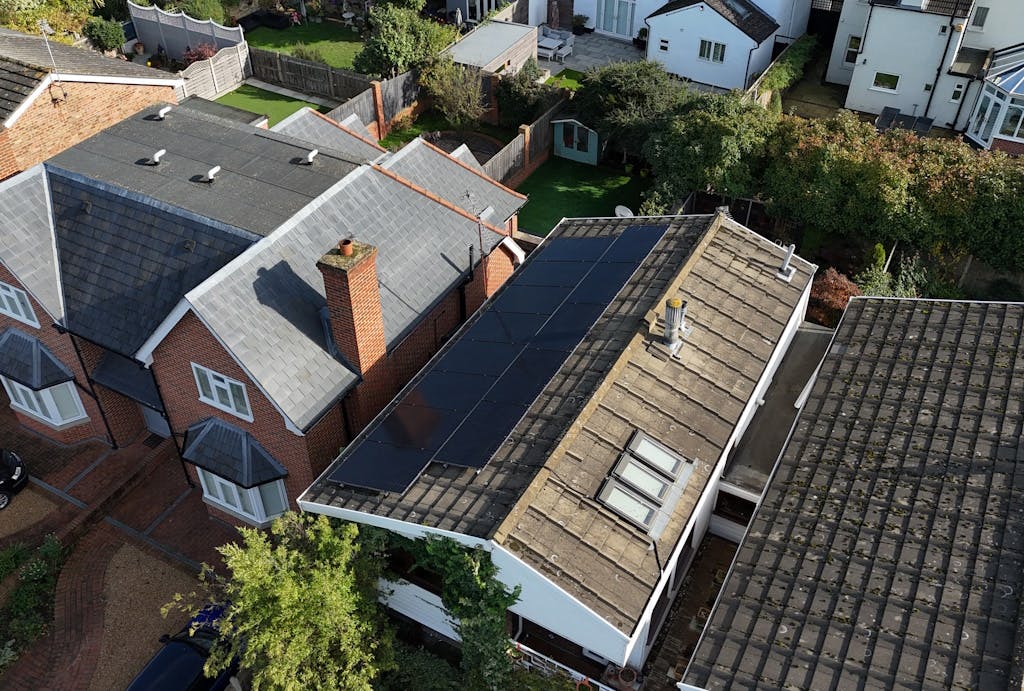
[0,101,526,527]
[0,27,181,181]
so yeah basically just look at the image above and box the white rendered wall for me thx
[747,33,776,86]
[646,5,756,90]
[826,0,869,85]
[753,0,811,38]
[961,0,1022,53]
[845,8,951,116]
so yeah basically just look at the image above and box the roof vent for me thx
[777,244,797,282]
[148,149,166,166]
[303,148,319,165]
[201,165,221,184]
[157,106,172,120]
[663,298,692,354]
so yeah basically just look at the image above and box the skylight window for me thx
[600,431,694,533]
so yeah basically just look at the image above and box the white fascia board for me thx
[134,298,190,366]
[3,75,53,129]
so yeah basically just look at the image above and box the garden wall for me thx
[491,0,530,24]
[249,47,372,102]
[177,43,251,100]
[129,1,243,59]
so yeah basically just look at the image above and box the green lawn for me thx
[215,85,329,127]
[515,158,649,235]
[545,68,585,91]
[379,110,516,150]
[245,22,364,70]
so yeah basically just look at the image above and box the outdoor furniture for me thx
[341,10,355,25]
[555,44,572,62]
[875,106,934,135]
[537,45,555,60]
[538,35,562,51]
[875,106,898,131]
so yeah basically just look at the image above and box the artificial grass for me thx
[545,68,585,91]
[215,85,329,127]
[245,22,364,70]
[379,111,516,149]
[514,158,649,236]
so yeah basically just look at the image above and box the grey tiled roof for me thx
[685,299,1024,690]
[871,0,972,17]
[379,138,526,223]
[49,103,361,237]
[647,0,779,43]
[187,166,507,430]
[0,327,74,389]
[91,351,163,410]
[46,168,257,356]
[0,166,62,320]
[337,113,375,141]
[183,417,287,488]
[303,215,814,632]
[0,57,45,124]
[272,108,385,163]
[450,144,485,172]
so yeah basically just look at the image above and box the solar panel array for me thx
[328,224,669,493]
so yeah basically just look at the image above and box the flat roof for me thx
[447,22,536,68]
[686,298,1024,689]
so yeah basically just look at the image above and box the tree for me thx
[83,16,125,51]
[807,268,860,327]
[495,58,553,127]
[644,91,775,204]
[166,513,394,691]
[573,60,688,159]
[353,4,456,77]
[419,55,484,129]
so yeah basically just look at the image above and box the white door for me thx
[596,0,635,37]
[141,405,171,438]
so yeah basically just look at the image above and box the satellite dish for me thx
[615,205,634,217]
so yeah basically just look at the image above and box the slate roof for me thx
[685,299,1024,690]
[91,351,163,410]
[186,165,508,431]
[871,0,972,17]
[450,143,486,171]
[46,168,257,356]
[183,417,287,488]
[0,327,74,389]
[0,166,62,320]
[303,214,814,633]
[48,103,361,237]
[647,0,779,43]
[271,108,385,163]
[0,27,179,124]
[379,138,526,223]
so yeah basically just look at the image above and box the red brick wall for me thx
[0,82,177,180]
[0,130,16,182]
[992,138,1024,156]
[151,310,321,509]
[0,264,108,444]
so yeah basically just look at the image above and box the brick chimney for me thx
[318,239,387,373]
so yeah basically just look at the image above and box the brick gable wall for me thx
[0,81,177,180]
[0,263,108,445]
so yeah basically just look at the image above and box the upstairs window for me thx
[699,39,726,63]
[951,83,965,102]
[970,6,988,29]
[0,282,38,328]
[192,363,252,421]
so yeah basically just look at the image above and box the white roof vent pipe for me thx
[778,244,797,282]
[663,298,692,354]
[157,106,172,120]
[149,149,166,165]
[201,165,221,183]
[304,149,319,165]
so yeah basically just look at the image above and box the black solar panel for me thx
[328,224,667,492]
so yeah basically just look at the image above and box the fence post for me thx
[519,124,530,168]
[370,80,387,137]
[211,58,219,95]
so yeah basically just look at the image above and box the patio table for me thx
[538,36,562,51]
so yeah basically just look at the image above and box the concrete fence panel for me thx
[178,42,251,100]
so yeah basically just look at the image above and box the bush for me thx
[808,268,860,327]
[291,42,327,64]
[379,643,460,691]
[83,17,126,52]
[758,34,817,93]
[177,0,225,23]
[0,535,64,673]
[496,58,558,127]
[183,43,217,65]
[0,543,30,581]
[420,56,484,130]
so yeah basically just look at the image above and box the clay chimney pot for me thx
[340,239,354,256]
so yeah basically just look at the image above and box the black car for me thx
[126,606,240,691]
[0,449,28,510]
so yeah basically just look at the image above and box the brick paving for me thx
[0,406,243,689]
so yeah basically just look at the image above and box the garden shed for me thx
[551,117,599,165]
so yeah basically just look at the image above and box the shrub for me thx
[83,17,126,52]
[379,642,459,691]
[177,0,225,23]
[291,42,327,64]
[758,34,817,93]
[420,56,484,129]
[808,267,860,327]
[0,543,30,580]
[183,43,217,65]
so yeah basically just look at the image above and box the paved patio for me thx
[543,31,644,73]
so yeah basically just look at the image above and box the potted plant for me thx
[633,27,647,50]
[572,14,589,35]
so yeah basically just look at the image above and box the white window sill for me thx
[9,404,88,431]
[196,397,254,423]
[869,86,899,94]
[0,312,40,329]
[201,496,276,528]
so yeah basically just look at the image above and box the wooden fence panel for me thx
[484,134,526,183]
[248,47,372,101]
[381,71,419,121]
[326,89,377,129]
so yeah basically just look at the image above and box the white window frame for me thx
[698,39,726,64]
[659,38,669,52]
[843,35,861,66]
[969,5,988,29]
[951,83,965,103]
[191,363,253,421]
[871,71,900,93]
[1,377,86,427]
[0,281,39,328]
[196,468,287,524]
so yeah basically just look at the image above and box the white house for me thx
[300,212,815,684]
[826,0,1024,150]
